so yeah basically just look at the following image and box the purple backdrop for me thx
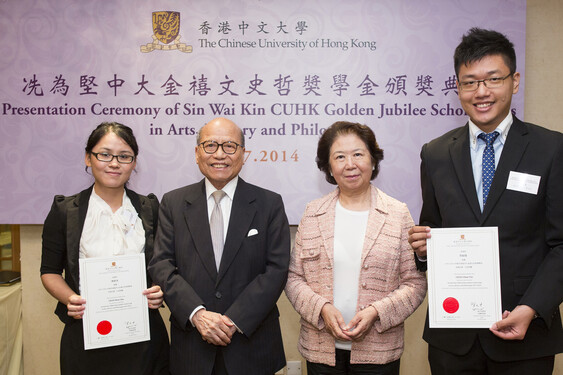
[0,0,526,224]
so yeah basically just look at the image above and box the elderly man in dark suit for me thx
[149,117,290,375]
[408,28,563,374]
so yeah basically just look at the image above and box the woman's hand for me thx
[320,304,352,341]
[41,274,86,319]
[143,285,164,309]
[344,305,378,341]
[67,294,86,319]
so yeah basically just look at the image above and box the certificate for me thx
[79,253,150,349]
[427,227,502,328]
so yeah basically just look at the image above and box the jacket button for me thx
[309,250,314,255]
[363,264,369,269]
[215,291,222,299]
[361,283,367,289]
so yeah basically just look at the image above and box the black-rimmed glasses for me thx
[458,73,513,92]
[91,152,135,164]
[198,140,242,155]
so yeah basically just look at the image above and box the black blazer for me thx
[416,117,563,361]
[148,178,290,375]
[41,185,160,324]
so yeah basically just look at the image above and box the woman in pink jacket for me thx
[285,121,427,375]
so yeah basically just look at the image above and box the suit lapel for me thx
[317,191,338,268]
[361,186,386,264]
[67,186,92,290]
[128,189,153,279]
[217,179,256,284]
[449,125,482,221]
[184,181,218,280]
[481,118,529,221]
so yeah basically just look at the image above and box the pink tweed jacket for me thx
[285,185,427,366]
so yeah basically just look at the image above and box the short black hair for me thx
[316,121,384,185]
[454,28,516,78]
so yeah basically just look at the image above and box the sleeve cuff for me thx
[189,305,206,327]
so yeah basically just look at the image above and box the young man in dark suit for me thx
[149,117,290,375]
[408,28,563,374]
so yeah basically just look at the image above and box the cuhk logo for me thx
[141,11,192,53]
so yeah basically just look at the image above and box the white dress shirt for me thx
[468,112,512,211]
[204,176,238,243]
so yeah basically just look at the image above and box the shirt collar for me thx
[91,187,131,212]
[205,176,238,201]
[468,112,513,150]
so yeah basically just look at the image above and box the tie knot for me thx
[478,131,500,146]
[212,190,226,204]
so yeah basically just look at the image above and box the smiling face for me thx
[328,133,373,196]
[195,118,244,190]
[457,54,520,133]
[85,131,136,193]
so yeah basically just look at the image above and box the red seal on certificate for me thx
[97,320,112,335]
[443,297,459,314]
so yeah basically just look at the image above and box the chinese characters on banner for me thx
[0,1,526,224]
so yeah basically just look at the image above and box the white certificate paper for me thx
[79,253,150,349]
[427,227,502,328]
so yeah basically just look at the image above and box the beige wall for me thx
[18,1,563,374]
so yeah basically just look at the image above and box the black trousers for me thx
[211,349,275,375]
[307,349,400,375]
[428,337,555,375]
[211,349,228,375]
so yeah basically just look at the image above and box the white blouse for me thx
[333,200,369,351]
[79,190,145,259]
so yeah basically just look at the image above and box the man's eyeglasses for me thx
[458,73,513,92]
[91,152,135,164]
[198,140,242,155]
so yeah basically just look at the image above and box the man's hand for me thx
[408,226,431,258]
[320,304,352,341]
[193,310,235,346]
[490,305,536,340]
[344,306,378,341]
[143,285,164,309]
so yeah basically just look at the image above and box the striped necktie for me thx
[210,190,226,270]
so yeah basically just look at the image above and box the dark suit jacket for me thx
[41,185,160,324]
[415,117,563,361]
[148,178,290,375]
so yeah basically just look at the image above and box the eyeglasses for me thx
[91,152,135,164]
[198,140,242,155]
[458,73,513,92]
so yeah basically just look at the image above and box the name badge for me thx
[506,171,541,195]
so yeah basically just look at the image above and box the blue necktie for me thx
[478,131,500,207]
